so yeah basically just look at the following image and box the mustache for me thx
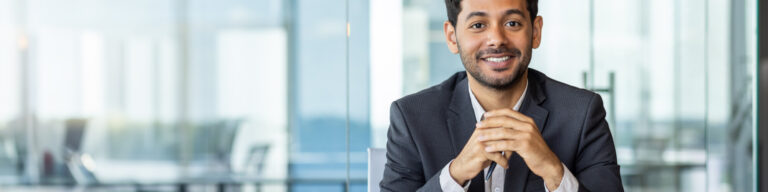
[475,47,522,60]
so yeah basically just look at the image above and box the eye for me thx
[506,21,521,27]
[470,23,485,29]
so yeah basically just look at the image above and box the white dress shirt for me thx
[438,80,579,192]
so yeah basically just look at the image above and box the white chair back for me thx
[368,148,386,192]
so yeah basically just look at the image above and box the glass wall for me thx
[0,0,348,191]
[0,0,758,191]
[386,0,758,191]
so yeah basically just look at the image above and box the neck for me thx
[468,70,529,111]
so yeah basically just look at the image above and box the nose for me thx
[486,24,507,48]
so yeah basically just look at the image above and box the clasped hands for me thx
[449,108,564,190]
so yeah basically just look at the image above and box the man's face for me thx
[444,0,542,90]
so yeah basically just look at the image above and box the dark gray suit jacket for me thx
[380,69,623,191]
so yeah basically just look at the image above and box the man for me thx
[380,0,623,191]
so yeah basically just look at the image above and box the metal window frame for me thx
[758,0,767,191]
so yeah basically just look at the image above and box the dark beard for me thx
[458,43,531,90]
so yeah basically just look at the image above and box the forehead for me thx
[459,0,528,17]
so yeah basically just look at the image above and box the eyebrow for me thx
[464,9,526,22]
[464,11,487,21]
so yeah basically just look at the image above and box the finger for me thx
[476,127,524,142]
[476,115,520,128]
[483,140,518,153]
[484,108,534,123]
[477,116,525,128]
[504,151,513,159]
[482,150,509,169]
[476,116,534,132]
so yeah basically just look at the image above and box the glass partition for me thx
[0,0,758,191]
[0,0,349,191]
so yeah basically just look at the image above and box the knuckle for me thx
[520,132,530,140]
[497,142,507,149]
[501,128,512,136]
[520,141,529,149]
[525,123,535,131]
[504,141,514,148]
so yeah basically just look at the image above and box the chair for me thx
[63,118,98,184]
[367,148,386,192]
[243,144,270,177]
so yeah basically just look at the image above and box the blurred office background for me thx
[0,0,760,191]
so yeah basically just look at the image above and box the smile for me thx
[483,56,511,62]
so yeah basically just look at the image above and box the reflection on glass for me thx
[0,0,295,191]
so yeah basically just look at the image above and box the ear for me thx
[444,21,459,54]
[532,16,543,49]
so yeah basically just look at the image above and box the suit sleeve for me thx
[380,101,444,191]
[574,94,624,192]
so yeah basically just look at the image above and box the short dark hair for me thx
[445,0,538,27]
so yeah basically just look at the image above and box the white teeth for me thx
[485,56,510,62]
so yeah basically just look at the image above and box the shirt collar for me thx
[468,80,529,122]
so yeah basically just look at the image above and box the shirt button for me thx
[494,187,501,192]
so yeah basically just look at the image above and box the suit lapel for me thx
[446,76,477,157]
[445,76,486,190]
[505,69,550,192]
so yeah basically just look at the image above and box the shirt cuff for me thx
[544,163,579,192]
[439,160,471,192]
